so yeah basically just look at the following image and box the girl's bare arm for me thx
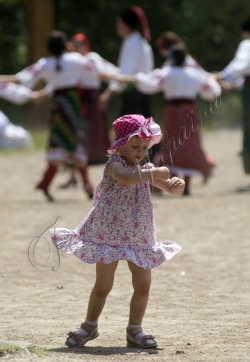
[0,75,19,83]
[107,162,170,186]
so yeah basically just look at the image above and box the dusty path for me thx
[0,129,250,361]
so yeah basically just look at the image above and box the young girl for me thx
[50,114,184,349]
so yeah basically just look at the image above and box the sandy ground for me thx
[0,128,250,362]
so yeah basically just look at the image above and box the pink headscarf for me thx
[107,114,162,155]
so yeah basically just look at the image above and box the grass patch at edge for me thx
[28,345,48,357]
[0,345,22,356]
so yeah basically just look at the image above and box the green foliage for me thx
[0,0,27,73]
[1,0,250,72]
[54,0,250,70]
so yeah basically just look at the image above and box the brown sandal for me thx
[126,327,158,349]
[65,322,99,347]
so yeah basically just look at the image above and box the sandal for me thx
[126,327,158,349]
[65,322,99,347]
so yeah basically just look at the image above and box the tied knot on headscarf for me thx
[140,117,161,138]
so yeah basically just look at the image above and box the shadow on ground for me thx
[50,346,161,356]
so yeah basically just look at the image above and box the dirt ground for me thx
[0,128,250,362]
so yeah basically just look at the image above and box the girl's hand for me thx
[167,177,185,195]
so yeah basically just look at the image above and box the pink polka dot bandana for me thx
[107,114,162,155]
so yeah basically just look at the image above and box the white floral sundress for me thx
[50,154,181,269]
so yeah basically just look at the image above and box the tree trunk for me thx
[26,0,54,63]
[25,0,54,128]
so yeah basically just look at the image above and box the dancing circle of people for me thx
[1,5,250,350]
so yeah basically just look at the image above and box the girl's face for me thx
[71,40,86,55]
[117,136,149,166]
[116,17,132,38]
[158,46,169,59]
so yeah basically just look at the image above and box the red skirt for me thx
[156,99,215,175]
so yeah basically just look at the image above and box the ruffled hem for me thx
[50,228,181,270]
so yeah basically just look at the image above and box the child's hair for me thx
[120,6,151,42]
[156,31,188,54]
[241,16,250,32]
[107,114,162,155]
[47,30,68,71]
[168,44,187,66]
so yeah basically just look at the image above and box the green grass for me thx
[0,344,48,357]
[0,345,21,356]
[28,345,48,357]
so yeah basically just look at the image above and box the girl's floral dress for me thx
[50,154,181,269]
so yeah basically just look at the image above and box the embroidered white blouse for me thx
[16,52,115,91]
[80,52,119,89]
[220,38,250,82]
[136,65,221,100]
[109,32,154,92]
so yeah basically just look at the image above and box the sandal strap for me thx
[127,328,156,346]
[67,324,98,347]
[127,327,142,337]
[80,322,97,333]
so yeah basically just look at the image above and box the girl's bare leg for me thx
[86,261,118,321]
[127,261,151,325]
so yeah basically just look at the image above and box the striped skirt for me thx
[47,87,88,164]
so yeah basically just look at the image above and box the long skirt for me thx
[155,99,214,176]
[80,89,111,164]
[47,87,88,165]
[241,83,250,174]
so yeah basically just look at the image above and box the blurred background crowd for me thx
[0,0,250,132]
[0,0,250,199]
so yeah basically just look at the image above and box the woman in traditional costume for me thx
[0,31,119,201]
[130,44,221,195]
[215,16,250,175]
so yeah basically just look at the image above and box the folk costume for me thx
[109,7,154,117]
[220,37,250,174]
[79,49,119,164]
[16,51,116,200]
[136,61,221,192]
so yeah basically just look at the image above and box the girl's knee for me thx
[93,283,113,298]
[134,280,151,295]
